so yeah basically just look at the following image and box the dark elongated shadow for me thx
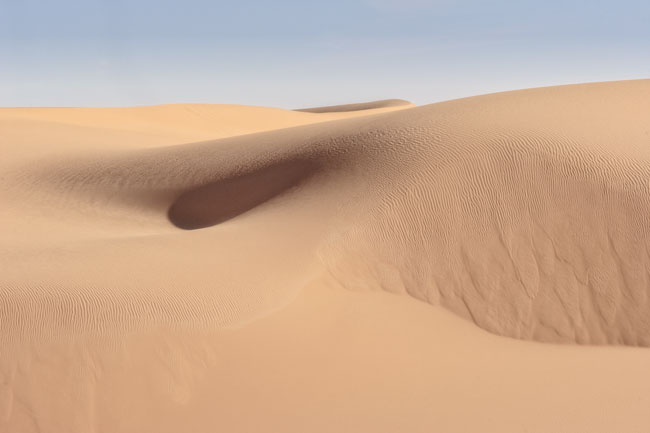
[168,159,317,230]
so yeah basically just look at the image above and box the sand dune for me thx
[1,81,649,432]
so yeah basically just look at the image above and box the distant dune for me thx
[1,81,649,432]
[294,98,413,112]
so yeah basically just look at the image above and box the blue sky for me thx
[1,0,649,107]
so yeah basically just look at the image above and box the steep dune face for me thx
[1,81,650,432]
[318,80,650,346]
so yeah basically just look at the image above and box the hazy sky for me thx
[1,0,649,107]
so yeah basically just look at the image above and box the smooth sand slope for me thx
[1,80,649,432]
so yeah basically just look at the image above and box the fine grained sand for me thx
[1,81,649,432]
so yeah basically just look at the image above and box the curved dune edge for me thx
[294,98,413,113]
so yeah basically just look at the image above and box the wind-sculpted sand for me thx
[1,81,649,432]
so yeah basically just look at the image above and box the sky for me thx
[1,0,649,108]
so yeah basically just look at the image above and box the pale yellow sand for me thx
[1,81,649,432]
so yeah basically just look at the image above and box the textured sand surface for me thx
[1,81,649,432]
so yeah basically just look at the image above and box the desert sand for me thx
[1,80,649,432]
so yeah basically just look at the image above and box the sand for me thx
[1,80,649,432]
